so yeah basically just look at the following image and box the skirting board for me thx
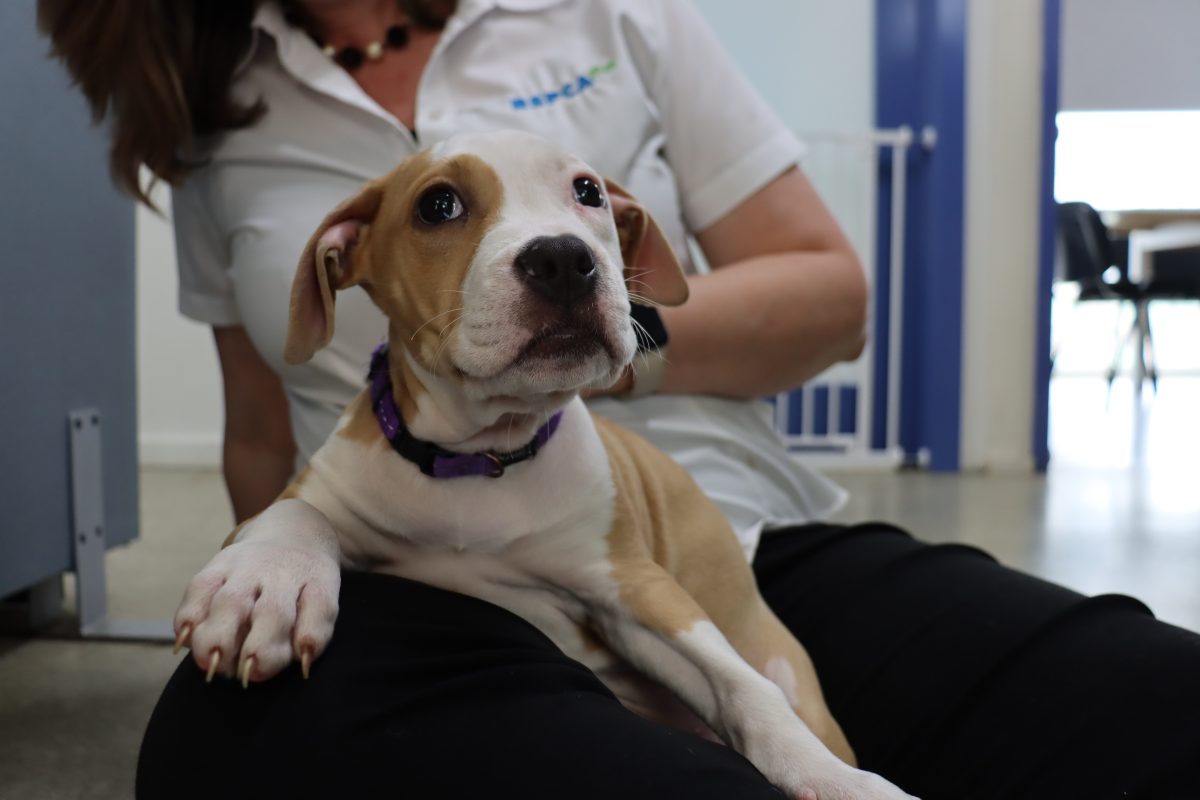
[139,433,221,467]
[142,436,934,472]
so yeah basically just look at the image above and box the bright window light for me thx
[1054,111,1200,211]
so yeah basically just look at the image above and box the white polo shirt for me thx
[174,0,847,558]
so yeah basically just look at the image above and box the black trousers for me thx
[137,523,1200,799]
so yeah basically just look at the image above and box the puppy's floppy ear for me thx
[284,181,384,365]
[604,179,689,308]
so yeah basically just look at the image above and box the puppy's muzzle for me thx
[515,235,598,306]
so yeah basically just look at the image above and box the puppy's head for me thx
[285,130,687,403]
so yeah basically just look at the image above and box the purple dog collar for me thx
[367,344,562,479]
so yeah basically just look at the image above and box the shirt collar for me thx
[238,2,285,77]
[246,2,404,130]
[251,1,309,48]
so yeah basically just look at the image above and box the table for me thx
[1100,210,1200,283]
[1103,209,1200,235]
[1126,223,1200,283]
[1095,211,1200,391]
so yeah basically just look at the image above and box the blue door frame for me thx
[875,0,967,471]
[1033,0,1062,471]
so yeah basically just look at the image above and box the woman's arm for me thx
[657,166,867,398]
[213,325,297,522]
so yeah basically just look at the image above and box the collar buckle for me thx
[482,452,506,478]
[368,343,562,480]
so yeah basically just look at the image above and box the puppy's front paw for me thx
[786,764,920,800]
[740,708,917,800]
[173,537,340,686]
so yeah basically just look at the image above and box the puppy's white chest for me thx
[309,398,625,675]
[314,398,617,561]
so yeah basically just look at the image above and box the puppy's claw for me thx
[173,624,192,655]
[205,650,221,683]
[300,648,312,680]
[240,655,255,689]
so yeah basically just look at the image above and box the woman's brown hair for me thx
[38,1,456,206]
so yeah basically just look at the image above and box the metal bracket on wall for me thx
[69,409,173,642]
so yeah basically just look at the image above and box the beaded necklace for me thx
[283,2,412,71]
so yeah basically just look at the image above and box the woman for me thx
[41,1,1200,798]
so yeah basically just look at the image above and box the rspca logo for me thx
[510,59,616,110]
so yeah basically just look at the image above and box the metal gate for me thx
[775,128,917,469]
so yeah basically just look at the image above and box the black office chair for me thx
[1056,201,1154,390]
[1058,201,1200,392]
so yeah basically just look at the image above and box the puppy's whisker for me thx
[429,317,464,369]
[628,318,671,370]
[629,317,650,348]
[626,292,663,309]
[430,336,453,369]
[624,274,662,294]
[437,313,465,338]
[537,406,552,442]
[505,412,517,452]
[625,286,664,309]
[629,317,661,356]
[410,306,465,341]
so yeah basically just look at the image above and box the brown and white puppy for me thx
[174,131,915,800]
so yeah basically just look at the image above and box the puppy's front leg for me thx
[586,565,917,800]
[174,499,341,685]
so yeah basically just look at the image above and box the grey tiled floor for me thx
[0,468,229,800]
[2,377,1198,799]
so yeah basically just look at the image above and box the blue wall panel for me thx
[0,3,139,596]
[1033,0,1062,472]
[876,0,967,470]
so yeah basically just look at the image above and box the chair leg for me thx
[1106,301,1138,398]
[1106,302,1128,391]
[1131,300,1148,395]
[1138,300,1158,393]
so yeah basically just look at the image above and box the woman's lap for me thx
[138,524,1200,799]
[136,571,781,800]
[755,522,1200,799]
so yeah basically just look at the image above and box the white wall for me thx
[960,0,1200,471]
[136,179,223,466]
[690,0,874,133]
[136,2,877,466]
[1061,0,1200,111]
[959,0,1046,471]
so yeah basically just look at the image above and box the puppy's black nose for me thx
[514,235,597,305]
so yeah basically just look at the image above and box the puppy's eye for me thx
[416,187,464,225]
[573,177,605,208]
